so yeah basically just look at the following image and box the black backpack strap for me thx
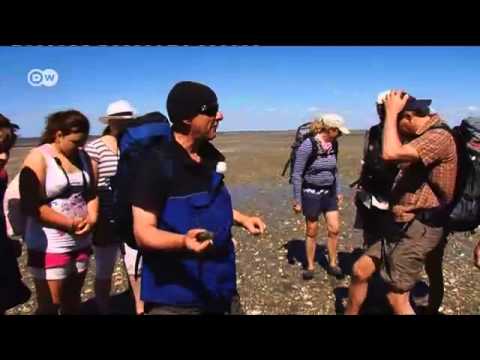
[351,129,371,188]
[281,158,291,177]
[333,139,339,157]
[363,129,370,160]
[302,137,319,177]
[78,149,96,200]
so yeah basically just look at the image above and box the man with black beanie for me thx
[131,81,266,315]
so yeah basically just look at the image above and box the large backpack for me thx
[111,112,171,250]
[281,122,338,183]
[440,117,480,233]
[353,124,399,199]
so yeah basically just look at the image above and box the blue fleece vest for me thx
[141,171,237,309]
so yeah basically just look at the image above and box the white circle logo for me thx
[27,68,59,87]
[27,69,44,87]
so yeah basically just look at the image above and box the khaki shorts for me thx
[364,219,446,292]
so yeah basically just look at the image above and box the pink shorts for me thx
[28,247,92,280]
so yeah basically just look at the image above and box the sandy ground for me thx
[6,132,480,315]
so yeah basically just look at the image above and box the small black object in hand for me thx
[196,231,214,242]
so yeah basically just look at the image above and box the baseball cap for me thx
[403,96,432,113]
[376,90,432,114]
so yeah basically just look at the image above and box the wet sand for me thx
[6,132,480,315]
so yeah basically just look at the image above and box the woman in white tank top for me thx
[20,110,98,315]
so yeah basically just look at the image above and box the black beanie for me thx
[166,81,218,123]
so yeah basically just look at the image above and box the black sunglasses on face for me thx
[199,102,219,117]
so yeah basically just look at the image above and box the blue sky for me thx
[1,46,480,136]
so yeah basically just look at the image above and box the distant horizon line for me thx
[16,128,367,140]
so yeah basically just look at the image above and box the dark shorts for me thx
[364,219,446,292]
[354,206,396,247]
[301,188,338,220]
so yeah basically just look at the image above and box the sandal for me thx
[302,269,315,280]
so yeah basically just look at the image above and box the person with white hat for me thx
[85,100,144,315]
[346,90,456,315]
[351,90,400,247]
[291,113,350,280]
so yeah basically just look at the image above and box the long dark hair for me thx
[0,113,20,151]
[40,110,90,145]
[102,126,111,136]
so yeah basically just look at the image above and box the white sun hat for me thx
[376,90,392,105]
[99,100,137,124]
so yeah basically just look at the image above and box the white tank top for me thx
[24,144,93,253]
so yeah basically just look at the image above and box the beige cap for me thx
[317,113,350,135]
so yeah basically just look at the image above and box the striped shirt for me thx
[85,137,119,190]
[292,136,341,204]
[85,137,119,220]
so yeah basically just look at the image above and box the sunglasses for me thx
[199,102,219,117]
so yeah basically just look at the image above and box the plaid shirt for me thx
[391,115,457,223]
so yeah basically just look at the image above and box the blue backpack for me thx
[112,112,171,251]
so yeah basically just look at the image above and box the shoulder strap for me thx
[425,122,454,137]
[363,129,371,160]
[422,123,458,208]
[79,149,96,196]
[303,137,318,174]
[310,136,319,153]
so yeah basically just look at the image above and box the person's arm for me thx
[291,139,312,207]
[132,205,211,252]
[382,91,420,162]
[20,149,81,233]
[334,145,342,195]
[335,167,343,207]
[130,150,213,253]
[70,150,99,236]
[233,209,266,235]
[85,152,99,227]
[474,240,480,269]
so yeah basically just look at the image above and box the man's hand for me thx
[293,202,302,214]
[241,216,266,235]
[337,194,344,208]
[233,210,266,235]
[384,90,410,117]
[474,241,480,269]
[183,229,214,253]
[391,204,416,222]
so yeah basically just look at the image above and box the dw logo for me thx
[27,69,59,87]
